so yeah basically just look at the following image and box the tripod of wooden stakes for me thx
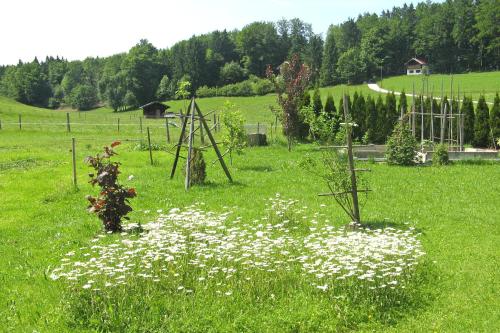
[169,97,232,190]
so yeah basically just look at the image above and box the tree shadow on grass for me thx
[238,165,274,172]
[197,180,247,189]
[361,219,425,234]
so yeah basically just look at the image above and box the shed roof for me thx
[139,101,170,110]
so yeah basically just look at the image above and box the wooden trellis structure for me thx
[407,77,465,151]
[169,98,232,190]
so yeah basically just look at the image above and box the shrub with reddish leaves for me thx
[85,141,136,232]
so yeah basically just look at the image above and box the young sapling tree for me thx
[85,141,136,232]
[221,101,246,165]
[266,54,311,151]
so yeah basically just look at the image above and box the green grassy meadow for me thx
[0,76,499,332]
[380,71,500,103]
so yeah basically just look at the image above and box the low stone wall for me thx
[426,150,499,161]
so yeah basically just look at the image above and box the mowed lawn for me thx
[0,92,499,331]
[380,71,500,103]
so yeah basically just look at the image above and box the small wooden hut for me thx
[140,101,170,118]
[405,58,429,75]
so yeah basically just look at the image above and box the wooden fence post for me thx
[19,114,22,130]
[139,117,143,134]
[117,118,120,132]
[72,138,77,187]
[66,113,71,132]
[165,118,170,143]
[147,127,153,165]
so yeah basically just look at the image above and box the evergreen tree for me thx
[301,91,311,108]
[473,95,491,148]
[312,88,323,116]
[399,91,407,117]
[323,94,336,120]
[462,96,475,144]
[490,93,500,145]
[352,93,366,140]
[375,95,386,143]
[365,95,377,143]
[385,92,398,139]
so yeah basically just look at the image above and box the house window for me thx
[416,69,421,73]
[409,70,414,74]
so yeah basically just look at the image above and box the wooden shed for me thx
[405,58,429,75]
[140,101,170,118]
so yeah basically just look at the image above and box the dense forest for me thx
[0,0,498,110]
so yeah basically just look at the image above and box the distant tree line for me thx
[0,0,498,110]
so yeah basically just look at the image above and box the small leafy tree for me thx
[473,95,491,148]
[318,150,369,224]
[221,101,246,165]
[175,79,192,100]
[386,121,417,166]
[85,142,137,232]
[266,54,311,151]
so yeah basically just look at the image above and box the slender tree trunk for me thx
[287,135,292,152]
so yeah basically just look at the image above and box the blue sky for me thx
[1,0,434,65]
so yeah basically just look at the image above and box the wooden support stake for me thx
[195,102,233,183]
[430,92,434,143]
[139,117,143,134]
[185,100,196,190]
[411,82,416,136]
[66,113,71,132]
[441,104,447,144]
[147,127,153,166]
[165,118,171,143]
[257,122,260,134]
[19,114,22,130]
[72,138,77,187]
[343,94,360,224]
[117,118,120,132]
[170,105,190,179]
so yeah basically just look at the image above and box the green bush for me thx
[433,144,449,166]
[195,78,274,98]
[196,85,217,98]
[386,122,417,166]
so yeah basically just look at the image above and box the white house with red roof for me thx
[405,58,429,75]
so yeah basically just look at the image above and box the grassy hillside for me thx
[379,71,500,103]
[0,94,499,331]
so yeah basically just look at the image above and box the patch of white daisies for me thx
[51,194,425,294]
